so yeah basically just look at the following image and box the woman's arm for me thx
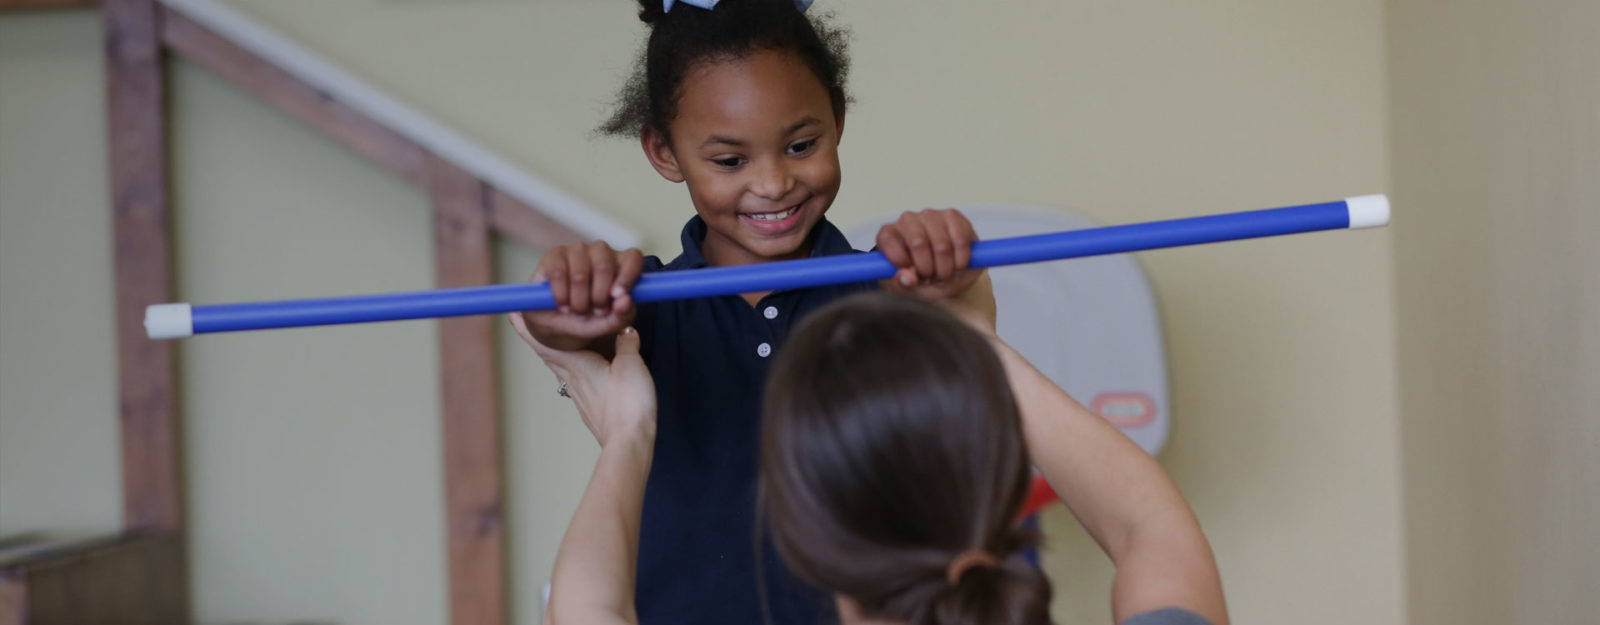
[509,319,655,625]
[992,341,1228,625]
[944,275,1227,624]
[546,427,652,625]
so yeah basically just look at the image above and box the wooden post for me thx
[429,155,507,625]
[103,2,190,621]
[106,0,184,537]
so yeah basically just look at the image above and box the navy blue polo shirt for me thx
[631,215,878,625]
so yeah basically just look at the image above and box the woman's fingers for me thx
[509,323,654,447]
[508,310,532,341]
[614,326,640,357]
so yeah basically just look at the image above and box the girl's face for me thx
[643,49,844,267]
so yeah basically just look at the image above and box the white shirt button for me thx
[763,306,779,320]
[756,342,772,358]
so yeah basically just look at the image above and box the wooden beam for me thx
[160,5,587,252]
[107,0,183,537]
[488,188,585,251]
[0,0,98,10]
[159,6,428,185]
[429,155,507,625]
[0,574,24,625]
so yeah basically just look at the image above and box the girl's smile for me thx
[738,196,810,235]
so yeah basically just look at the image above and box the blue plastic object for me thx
[183,200,1354,336]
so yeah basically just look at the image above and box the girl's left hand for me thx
[875,208,984,300]
[509,314,656,447]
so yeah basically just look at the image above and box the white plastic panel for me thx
[846,206,1170,455]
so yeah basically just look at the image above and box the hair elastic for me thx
[663,0,814,13]
[945,550,1000,584]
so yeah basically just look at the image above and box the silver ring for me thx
[557,381,570,398]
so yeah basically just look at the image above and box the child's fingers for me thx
[875,225,923,288]
[540,253,571,313]
[875,225,913,271]
[610,291,634,316]
[921,212,956,281]
[566,245,593,314]
[896,268,919,288]
[587,242,617,313]
[897,212,937,280]
[615,249,645,291]
[941,209,976,271]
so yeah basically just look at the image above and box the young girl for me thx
[520,1,984,622]
[512,290,1229,625]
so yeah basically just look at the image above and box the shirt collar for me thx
[663,215,859,270]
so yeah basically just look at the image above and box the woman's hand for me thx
[510,314,656,447]
[526,322,655,625]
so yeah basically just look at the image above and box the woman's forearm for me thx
[991,341,1227,624]
[547,430,654,625]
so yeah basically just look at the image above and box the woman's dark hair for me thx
[600,0,852,137]
[760,293,1053,625]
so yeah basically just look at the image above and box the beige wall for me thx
[168,56,451,623]
[1,2,1403,624]
[0,11,121,536]
[1388,1,1600,623]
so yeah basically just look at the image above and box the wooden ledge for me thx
[0,533,186,625]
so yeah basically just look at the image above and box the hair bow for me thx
[663,0,814,13]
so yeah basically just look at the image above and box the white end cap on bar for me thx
[1345,194,1390,229]
[145,303,194,339]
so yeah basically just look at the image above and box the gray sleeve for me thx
[1121,607,1213,625]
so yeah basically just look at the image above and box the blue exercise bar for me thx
[144,195,1389,339]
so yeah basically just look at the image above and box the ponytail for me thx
[761,293,1056,625]
[916,543,1052,625]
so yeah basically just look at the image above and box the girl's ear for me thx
[641,126,686,183]
[834,108,846,145]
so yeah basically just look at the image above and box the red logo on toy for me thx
[1091,392,1156,428]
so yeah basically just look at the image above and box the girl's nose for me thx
[750,159,795,200]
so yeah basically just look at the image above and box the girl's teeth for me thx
[750,206,798,222]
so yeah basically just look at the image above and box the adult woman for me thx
[513,281,1227,625]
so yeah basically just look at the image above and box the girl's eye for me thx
[787,139,817,155]
[712,156,746,168]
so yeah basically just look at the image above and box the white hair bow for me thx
[663,0,814,13]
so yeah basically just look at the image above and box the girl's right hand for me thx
[520,242,645,352]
